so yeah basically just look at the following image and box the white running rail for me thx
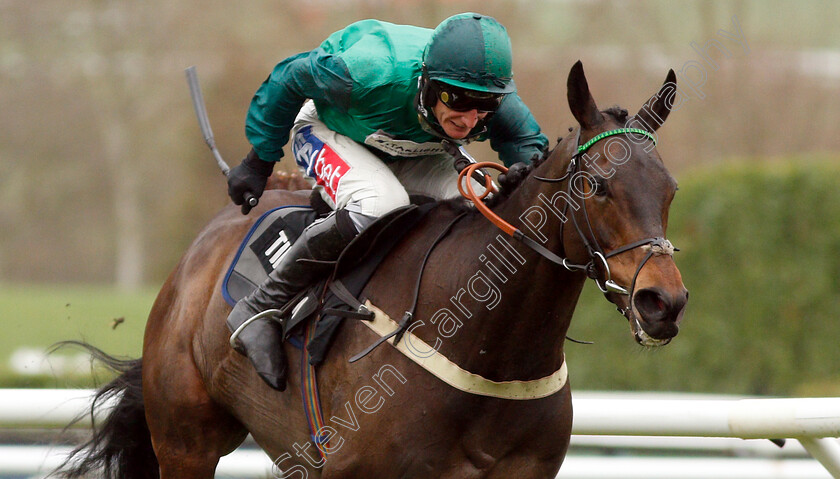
[2,389,838,478]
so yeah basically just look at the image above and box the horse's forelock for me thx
[602,106,629,124]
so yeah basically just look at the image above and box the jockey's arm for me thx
[487,93,549,167]
[245,48,354,163]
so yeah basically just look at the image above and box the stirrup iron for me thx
[229,309,284,349]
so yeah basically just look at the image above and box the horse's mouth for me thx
[608,283,687,347]
[631,316,671,347]
[612,296,673,348]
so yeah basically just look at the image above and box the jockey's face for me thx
[431,101,489,139]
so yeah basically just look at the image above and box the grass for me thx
[0,283,157,387]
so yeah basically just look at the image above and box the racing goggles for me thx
[431,81,505,113]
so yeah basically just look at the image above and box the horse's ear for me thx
[633,69,678,132]
[567,60,604,130]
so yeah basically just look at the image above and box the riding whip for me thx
[185,66,258,208]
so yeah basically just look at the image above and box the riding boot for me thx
[226,209,358,391]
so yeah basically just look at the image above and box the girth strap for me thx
[358,301,568,400]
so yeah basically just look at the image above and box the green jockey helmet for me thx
[416,13,515,140]
[423,13,516,94]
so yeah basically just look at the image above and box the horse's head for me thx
[553,61,688,346]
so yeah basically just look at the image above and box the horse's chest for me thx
[401,390,569,459]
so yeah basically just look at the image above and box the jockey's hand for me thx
[227,149,274,215]
[497,161,533,194]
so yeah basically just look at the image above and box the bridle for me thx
[457,127,677,315]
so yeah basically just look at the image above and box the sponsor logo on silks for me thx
[292,125,320,177]
[364,130,449,157]
[292,125,350,202]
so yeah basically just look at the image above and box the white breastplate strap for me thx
[358,301,568,400]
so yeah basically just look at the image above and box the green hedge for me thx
[566,156,840,396]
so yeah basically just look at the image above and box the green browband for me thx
[577,128,657,155]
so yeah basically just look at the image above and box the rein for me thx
[457,128,676,309]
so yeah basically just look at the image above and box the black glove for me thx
[497,161,534,194]
[227,149,274,214]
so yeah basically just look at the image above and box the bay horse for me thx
[57,61,687,478]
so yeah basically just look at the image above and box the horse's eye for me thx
[592,176,608,196]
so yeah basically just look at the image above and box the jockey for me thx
[226,12,549,390]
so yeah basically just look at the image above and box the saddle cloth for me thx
[222,205,319,307]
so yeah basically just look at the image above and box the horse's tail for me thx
[52,341,159,479]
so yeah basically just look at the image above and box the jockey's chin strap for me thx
[456,128,677,310]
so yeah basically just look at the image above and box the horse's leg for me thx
[136,192,319,478]
[144,344,249,478]
[142,281,249,479]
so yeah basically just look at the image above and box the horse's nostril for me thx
[635,287,685,325]
[633,287,682,340]
[653,296,665,312]
[634,289,669,320]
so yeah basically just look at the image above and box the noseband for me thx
[457,127,677,311]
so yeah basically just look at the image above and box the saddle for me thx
[222,197,437,363]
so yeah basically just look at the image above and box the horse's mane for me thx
[438,195,475,214]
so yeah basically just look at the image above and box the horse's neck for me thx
[431,142,585,381]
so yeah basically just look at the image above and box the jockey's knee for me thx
[345,191,410,232]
